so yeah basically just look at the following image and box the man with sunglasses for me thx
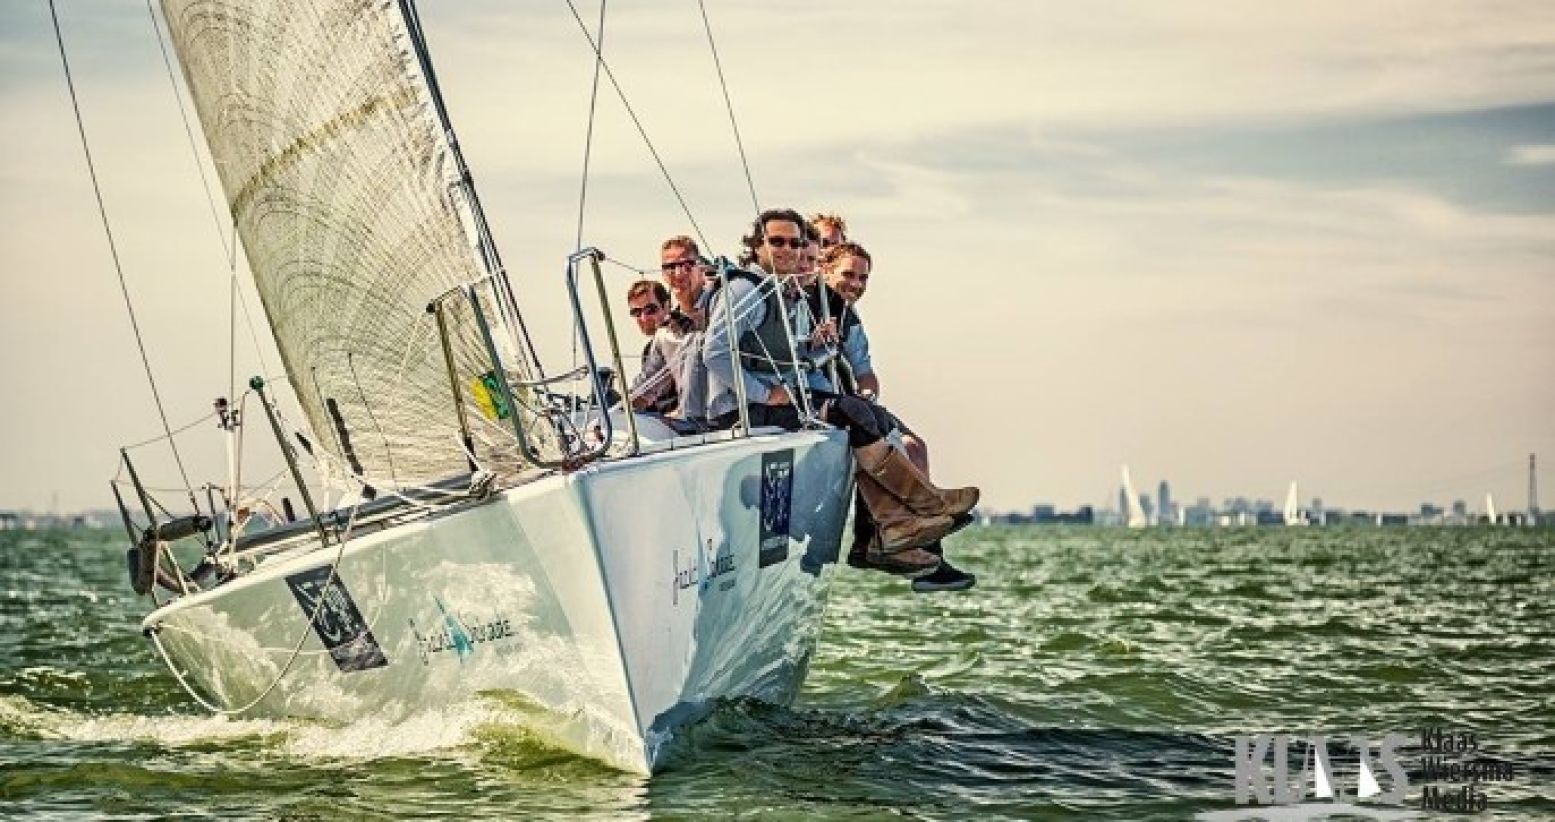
[704,208,977,575]
[625,280,680,415]
[627,236,711,427]
[659,235,709,328]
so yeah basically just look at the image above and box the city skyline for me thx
[2,2,1552,512]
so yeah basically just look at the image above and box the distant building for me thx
[1157,481,1173,526]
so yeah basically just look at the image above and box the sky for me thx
[1,0,1552,515]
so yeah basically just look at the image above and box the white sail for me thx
[1121,465,1147,528]
[1283,481,1302,526]
[1485,493,1498,524]
[159,0,535,486]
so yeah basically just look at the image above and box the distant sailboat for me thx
[1283,481,1304,526]
[1485,493,1498,525]
[1121,465,1148,528]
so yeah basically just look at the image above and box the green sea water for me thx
[1,526,1551,819]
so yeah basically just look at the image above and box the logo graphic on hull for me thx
[285,566,389,673]
[758,449,795,568]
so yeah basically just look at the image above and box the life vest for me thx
[707,264,803,377]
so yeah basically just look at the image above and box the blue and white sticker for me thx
[285,566,388,672]
[758,448,795,568]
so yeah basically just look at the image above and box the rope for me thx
[559,0,710,251]
[149,496,366,716]
[48,0,195,506]
[695,0,760,217]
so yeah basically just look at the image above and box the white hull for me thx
[142,429,852,773]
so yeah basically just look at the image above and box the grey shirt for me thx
[630,324,708,420]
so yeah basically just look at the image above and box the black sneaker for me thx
[911,559,977,593]
[845,540,870,569]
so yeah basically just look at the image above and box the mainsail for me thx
[160,0,536,485]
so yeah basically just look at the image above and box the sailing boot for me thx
[858,530,940,578]
[910,541,978,593]
[853,470,955,561]
[854,441,980,518]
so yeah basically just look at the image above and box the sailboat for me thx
[103,0,852,774]
[1120,465,1148,528]
[1282,481,1305,526]
[1484,493,1498,525]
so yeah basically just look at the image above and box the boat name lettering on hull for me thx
[759,449,795,568]
[407,596,516,666]
[285,566,389,673]
[673,539,737,605]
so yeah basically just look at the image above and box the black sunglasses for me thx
[765,236,809,249]
[629,303,662,318]
[661,259,697,273]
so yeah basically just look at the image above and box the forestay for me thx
[160,0,541,486]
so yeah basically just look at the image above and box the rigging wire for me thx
[574,0,607,251]
[560,0,711,251]
[571,0,608,372]
[48,0,196,506]
[143,0,273,382]
[695,0,760,218]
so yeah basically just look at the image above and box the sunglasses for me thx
[765,236,809,249]
[629,303,662,318]
[661,259,697,273]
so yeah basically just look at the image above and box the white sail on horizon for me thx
[1283,481,1302,526]
[1121,465,1147,528]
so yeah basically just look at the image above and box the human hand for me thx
[766,384,791,406]
[809,319,839,347]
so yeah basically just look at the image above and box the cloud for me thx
[1505,144,1555,165]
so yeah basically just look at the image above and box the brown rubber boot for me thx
[860,531,941,578]
[854,441,980,518]
[854,470,959,554]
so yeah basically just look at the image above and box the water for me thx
[2,527,1551,819]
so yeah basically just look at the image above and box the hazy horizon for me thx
[2,1,1551,514]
